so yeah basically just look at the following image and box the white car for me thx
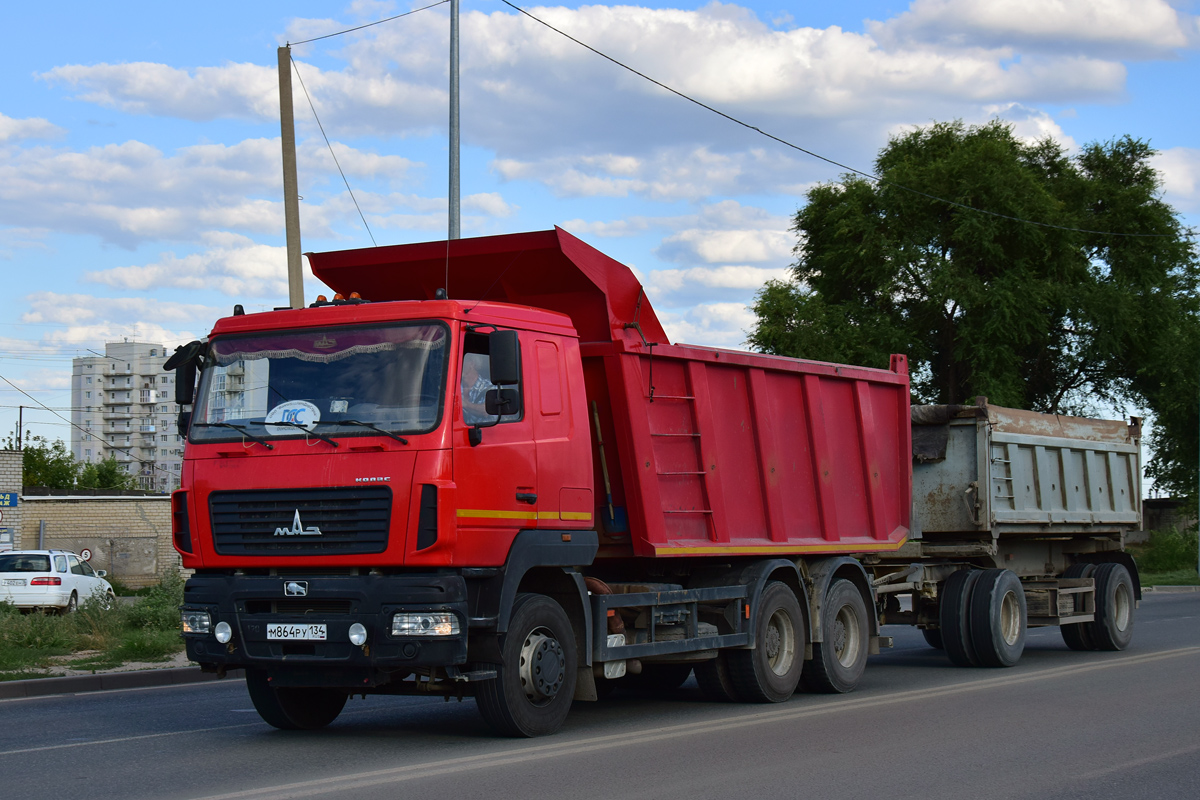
[0,550,115,613]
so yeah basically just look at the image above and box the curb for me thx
[0,667,244,700]
[1144,585,1200,593]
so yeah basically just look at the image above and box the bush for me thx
[126,572,185,632]
[1134,528,1199,573]
[0,611,77,650]
[73,588,129,650]
[112,629,181,662]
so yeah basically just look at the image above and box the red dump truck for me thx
[169,228,1141,736]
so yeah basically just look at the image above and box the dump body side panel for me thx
[586,343,912,558]
[912,404,1141,537]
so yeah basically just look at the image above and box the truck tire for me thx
[921,628,944,649]
[476,593,577,737]
[802,578,869,693]
[1060,563,1097,651]
[1089,563,1135,651]
[940,569,982,667]
[694,653,742,702]
[728,581,804,702]
[969,569,1026,667]
[245,670,347,730]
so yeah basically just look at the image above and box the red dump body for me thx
[308,228,912,560]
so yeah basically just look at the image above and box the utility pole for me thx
[448,0,461,239]
[278,45,304,309]
[16,406,22,450]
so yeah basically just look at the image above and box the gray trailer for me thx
[872,400,1141,667]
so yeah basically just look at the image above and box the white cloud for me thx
[657,301,757,349]
[464,192,517,217]
[644,265,789,306]
[878,0,1191,58]
[83,234,291,299]
[0,113,62,142]
[20,292,219,348]
[1153,147,1200,212]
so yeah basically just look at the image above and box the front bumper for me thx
[181,571,468,685]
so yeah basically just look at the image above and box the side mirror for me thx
[175,361,196,405]
[95,570,108,578]
[485,388,520,417]
[489,330,520,386]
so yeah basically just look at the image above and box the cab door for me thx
[452,329,537,562]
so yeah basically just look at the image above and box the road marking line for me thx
[184,646,1200,800]
[1074,741,1200,780]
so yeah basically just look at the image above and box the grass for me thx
[0,573,186,681]
[1129,528,1200,587]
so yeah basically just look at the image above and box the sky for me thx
[1,0,1198,446]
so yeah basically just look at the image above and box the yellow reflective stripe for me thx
[559,511,593,521]
[456,509,538,520]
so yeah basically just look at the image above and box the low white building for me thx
[71,340,184,493]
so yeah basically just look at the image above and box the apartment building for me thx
[71,340,184,493]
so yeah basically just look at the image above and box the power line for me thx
[288,0,449,46]
[290,55,378,247]
[500,0,1191,241]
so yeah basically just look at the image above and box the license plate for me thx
[267,623,327,641]
[2,579,24,586]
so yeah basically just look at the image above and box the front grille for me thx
[244,599,354,615]
[209,487,391,556]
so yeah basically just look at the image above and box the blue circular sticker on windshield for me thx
[265,400,321,436]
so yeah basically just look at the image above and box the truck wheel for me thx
[921,628,944,649]
[623,663,693,692]
[728,581,804,702]
[969,569,1026,667]
[245,670,347,730]
[802,578,869,693]
[1089,563,1135,651]
[476,593,577,737]
[694,653,742,702]
[1060,563,1097,651]
[940,569,982,667]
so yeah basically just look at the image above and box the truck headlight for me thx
[181,610,211,634]
[214,621,233,644]
[391,613,460,637]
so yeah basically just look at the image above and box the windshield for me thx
[190,322,449,443]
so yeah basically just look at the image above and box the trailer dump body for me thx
[309,227,912,559]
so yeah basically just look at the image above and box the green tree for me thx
[78,455,139,491]
[14,434,80,489]
[750,120,1200,500]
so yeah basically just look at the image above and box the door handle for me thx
[516,493,538,504]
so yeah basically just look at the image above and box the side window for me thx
[460,332,521,426]
[68,555,85,575]
[80,561,97,577]
[54,556,67,573]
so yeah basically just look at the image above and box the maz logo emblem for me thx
[284,581,308,597]
[274,510,322,537]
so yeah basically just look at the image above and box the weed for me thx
[1131,528,1199,573]
[127,572,184,632]
[0,610,77,650]
[112,629,182,662]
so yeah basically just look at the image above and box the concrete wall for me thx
[17,495,179,589]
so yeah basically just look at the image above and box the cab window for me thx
[460,332,521,426]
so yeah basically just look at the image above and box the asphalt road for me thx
[3,592,1199,800]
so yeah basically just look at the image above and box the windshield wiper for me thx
[268,420,340,447]
[326,419,409,445]
[193,422,274,450]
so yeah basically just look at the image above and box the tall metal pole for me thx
[448,0,461,240]
[16,405,22,450]
[278,45,304,309]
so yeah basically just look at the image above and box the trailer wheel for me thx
[921,628,944,649]
[728,581,804,702]
[940,569,982,667]
[245,670,347,730]
[1089,563,1135,651]
[475,593,577,737]
[694,653,742,702]
[802,578,869,693]
[1060,563,1097,651]
[969,569,1026,667]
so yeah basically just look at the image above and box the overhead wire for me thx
[290,56,378,247]
[500,0,1190,241]
[287,0,450,46]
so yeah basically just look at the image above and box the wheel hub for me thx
[519,629,566,702]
